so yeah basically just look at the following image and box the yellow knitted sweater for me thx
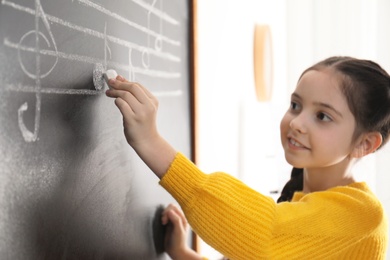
[159,153,388,260]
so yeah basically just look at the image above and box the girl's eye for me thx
[317,112,332,122]
[290,101,300,111]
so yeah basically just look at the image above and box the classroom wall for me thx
[197,0,289,189]
[196,0,288,258]
[196,0,390,258]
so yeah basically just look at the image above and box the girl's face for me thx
[280,69,357,170]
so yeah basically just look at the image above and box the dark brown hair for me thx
[277,56,390,203]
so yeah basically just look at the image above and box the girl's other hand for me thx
[162,204,204,260]
[162,204,189,259]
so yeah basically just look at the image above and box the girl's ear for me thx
[352,132,383,158]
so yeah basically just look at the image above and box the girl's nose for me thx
[289,114,307,134]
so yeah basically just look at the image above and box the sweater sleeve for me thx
[159,153,276,259]
[159,153,388,260]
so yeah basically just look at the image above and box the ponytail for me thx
[277,168,303,203]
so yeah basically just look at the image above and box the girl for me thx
[106,56,390,259]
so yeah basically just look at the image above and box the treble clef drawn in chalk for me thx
[17,0,58,142]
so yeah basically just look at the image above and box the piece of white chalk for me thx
[103,69,118,88]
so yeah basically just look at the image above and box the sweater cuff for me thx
[159,152,206,209]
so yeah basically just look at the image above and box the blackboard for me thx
[0,0,194,259]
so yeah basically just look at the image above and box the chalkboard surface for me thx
[0,0,193,259]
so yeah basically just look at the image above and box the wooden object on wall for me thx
[253,24,273,102]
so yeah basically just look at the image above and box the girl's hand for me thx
[105,76,159,149]
[162,204,189,259]
[105,75,176,178]
[162,204,203,260]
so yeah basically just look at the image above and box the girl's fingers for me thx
[114,97,134,119]
[107,78,157,106]
[161,208,169,225]
[108,80,152,105]
[111,89,143,115]
[107,85,150,117]
[136,83,156,100]
[116,74,127,82]
[167,210,182,228]
[170,205,187,228]
[110,76,152,99]
[162,204,175,225]
[161,204,187,228]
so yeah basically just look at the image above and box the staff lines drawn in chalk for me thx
[75,0,180,46]
[131,0,179,26]
[4,83,183,97]
[4,38,181,79]
[1,0,181,62]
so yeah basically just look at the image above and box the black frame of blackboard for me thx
[190,0,197,165]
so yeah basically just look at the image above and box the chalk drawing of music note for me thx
[140,0,166,68]
[2,0,184,142]
[93,23,112,90]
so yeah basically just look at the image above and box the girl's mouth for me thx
[288,137,309,149]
